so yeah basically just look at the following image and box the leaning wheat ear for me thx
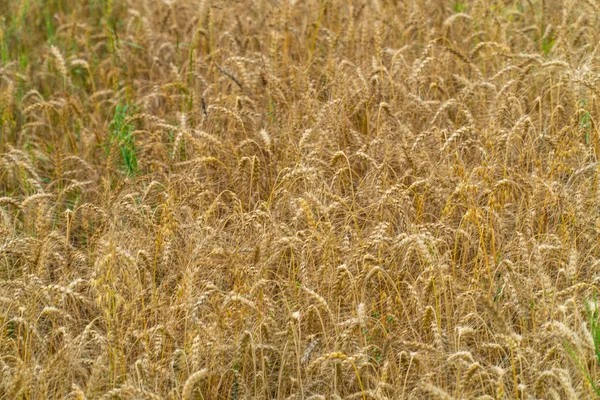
[418,381,456,400]
[182,369,208,400]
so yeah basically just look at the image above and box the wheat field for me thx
[1,0,600,398]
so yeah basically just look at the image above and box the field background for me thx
[1,0,600,398]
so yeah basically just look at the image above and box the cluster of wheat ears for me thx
[1,0,600,398]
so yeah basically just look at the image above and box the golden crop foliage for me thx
[1,0,600,398]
